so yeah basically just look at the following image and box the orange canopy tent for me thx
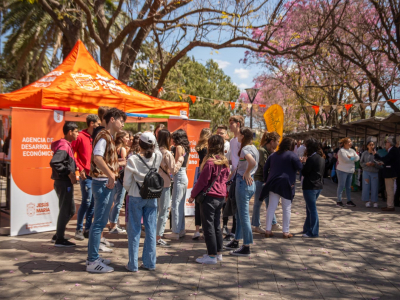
[0,40,189,120]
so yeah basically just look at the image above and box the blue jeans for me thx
[171,168,188,234]
[235,175,255,245]
[303,189,321,237]
[362,171,379,202]
[336,169,353,203]
[109,180,126,223]
[157,187,171,237]
[127,196,157,271]
[76,176,95,231]
[251,180,277,227]
[87,180,116,262]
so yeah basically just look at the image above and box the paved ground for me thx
[1,179,400,300]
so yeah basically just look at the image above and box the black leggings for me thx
[195,201,202,227]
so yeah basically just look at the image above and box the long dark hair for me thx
[238,127,253,156]
[304,138,325,158]
[115,130,128,149]
[172,129,190,153]
[200,135,229,171]
[128,134,140,155]
[276,137,295,154]
[157,129,171,150]
[139,140,155,159]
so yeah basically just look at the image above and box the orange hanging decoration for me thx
[344,104,353,112]
[230,101,235,110]
[189,95,196,104]
[388,99,398,103]
[259,104,266,108]
[312,105,320,115]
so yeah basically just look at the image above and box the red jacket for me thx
[71,129,92,176]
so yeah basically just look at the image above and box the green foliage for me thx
[129,46,244,129]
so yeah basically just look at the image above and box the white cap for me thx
[140,132,156,145]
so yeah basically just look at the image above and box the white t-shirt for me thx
[92,138,108,181]
[237,145,259,176]
[224,140,230,159]
[230,137,241,170]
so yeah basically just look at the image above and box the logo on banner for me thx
[180,110,187,116]
[71,73,99,91]
[96,74,130,95]
[54,110,63,123]
[27,203,36,217]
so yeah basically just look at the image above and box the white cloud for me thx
[214,59,231,69]
[234,68,250,79]
[234,83,249,90]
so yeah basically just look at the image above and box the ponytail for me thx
[139,140,155,159]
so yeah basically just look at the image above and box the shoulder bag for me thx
[195,167,222,204]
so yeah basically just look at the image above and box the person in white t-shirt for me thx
[86,108,127,274]
[222,115,244,239]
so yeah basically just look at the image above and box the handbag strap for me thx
[203,167,223,195]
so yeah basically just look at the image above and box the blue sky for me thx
[187,47,265,95]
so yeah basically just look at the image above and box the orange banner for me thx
[264,104,284,144]
[168,119,211,216]
[10,108,64,236]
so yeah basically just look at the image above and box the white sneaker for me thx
[217,254,223,262]
[271,224,282,231]
[75,230,84,241]
[86,258,114,273]
[192,232,201,240]
[86,257,111,265]
[366,201,371,208]
[302,234,311,238]
[99,243,113,253]
[100,237,114,247]
[196,255,217,264]
[252,226,265,234]
[373,202,379,208]
[179,230,186,238]
[165,233,180,240]
[109,226,126,234]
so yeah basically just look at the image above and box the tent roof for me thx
[0,41,188,117]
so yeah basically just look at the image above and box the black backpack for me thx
[135,154,164,199]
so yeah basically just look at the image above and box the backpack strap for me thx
[136,153,151,170]
[135,153,158,190]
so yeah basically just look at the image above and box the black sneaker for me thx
[336,202,344,207]
[51,234,70,243]
[222,226,229,235]
[223,239,239,250]
[139,264,155,271]
[229,245,250,257]
[223,233,234,242]
[84,230,90,239]
[51,234,57,243]
[54,239,76,248]
[156,239,171,248]
[346,201,356,207]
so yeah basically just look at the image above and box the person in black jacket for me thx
[374,136,399,211]
[301,138,325,238]
[50,122,79,247]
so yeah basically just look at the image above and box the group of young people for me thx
[49,106,193,273]
[332,136,400,211]
[49,110,327,271]
[188,116,326,264]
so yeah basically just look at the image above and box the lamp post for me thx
[245,88,260,129]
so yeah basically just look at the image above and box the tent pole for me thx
[364,126,367,147]
[378,124,381,146]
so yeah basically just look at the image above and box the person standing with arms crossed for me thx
[72,114,100,241]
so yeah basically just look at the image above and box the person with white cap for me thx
[123,132,162,271]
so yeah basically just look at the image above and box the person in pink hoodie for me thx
[50,122,79,247]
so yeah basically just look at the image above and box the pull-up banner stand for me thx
[10,108,64,236]
[168,118,211,216]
